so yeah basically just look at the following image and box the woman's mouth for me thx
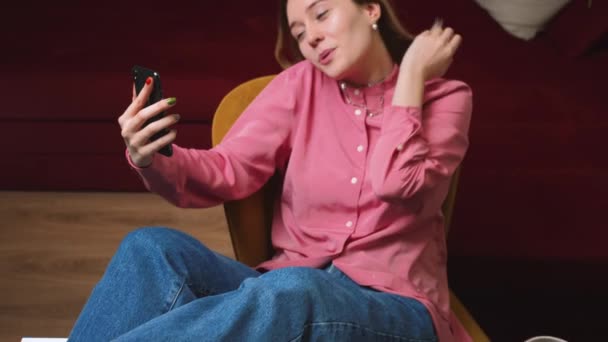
[318,48,336,65]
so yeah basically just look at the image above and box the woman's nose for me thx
[307,26,324,47]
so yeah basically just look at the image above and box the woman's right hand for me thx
[118,77,180,168]
[399,18,462,82]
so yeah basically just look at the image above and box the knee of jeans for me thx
[119,227,181,256]
[256,267,325,301]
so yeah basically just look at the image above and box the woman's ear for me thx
[362,2,382,24]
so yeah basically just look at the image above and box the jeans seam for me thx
[288,321,437,342]
[168,278,187,311]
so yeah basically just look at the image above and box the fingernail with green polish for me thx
[167,97,177,106]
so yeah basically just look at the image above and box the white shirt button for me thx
[351,177,358,184]
[357,145,364,152]
[396,143,404,151]
[354,109,362,116]
[354,89,360,96]
[346,221,353,228]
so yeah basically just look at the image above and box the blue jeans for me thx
[68,227,437,341]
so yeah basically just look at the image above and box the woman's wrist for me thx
[392,64,425,108]
[127,148,154,169]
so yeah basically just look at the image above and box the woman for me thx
[69,0,472,341]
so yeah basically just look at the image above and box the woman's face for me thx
[286,0,379,81]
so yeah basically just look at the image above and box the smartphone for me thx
[131,65,173,157]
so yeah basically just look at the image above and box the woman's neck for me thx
[341,39,395,88]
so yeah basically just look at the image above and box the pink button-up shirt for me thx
[129,60,473,342]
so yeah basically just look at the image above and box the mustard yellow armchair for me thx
[211,76,490,342]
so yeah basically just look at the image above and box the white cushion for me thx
[524,336,568,342]
[474,0,571,40]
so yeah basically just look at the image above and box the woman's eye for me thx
[295,32,304,41]
[316,10,328,20]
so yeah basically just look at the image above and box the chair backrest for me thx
[212,75,461,267]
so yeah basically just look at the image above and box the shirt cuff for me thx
[381,105,422,136]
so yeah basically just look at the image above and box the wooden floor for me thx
[0,191,233,341]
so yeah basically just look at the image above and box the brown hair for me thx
[275,0,414,69]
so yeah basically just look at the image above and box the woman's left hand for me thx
[400,19,462,81]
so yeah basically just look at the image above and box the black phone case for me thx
[131,65,173,157]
